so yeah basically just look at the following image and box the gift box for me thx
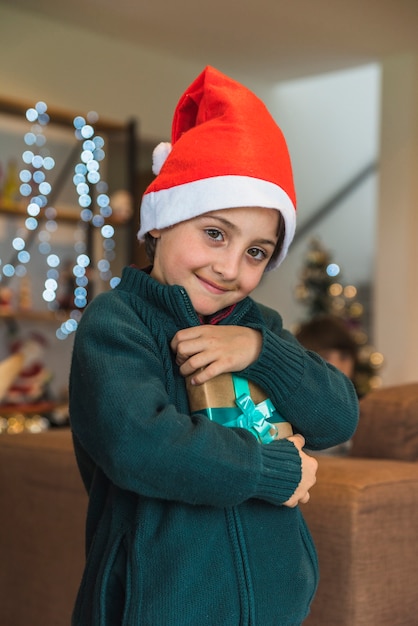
[186,372,293,443]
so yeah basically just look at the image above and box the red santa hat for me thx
[138,65,296,268]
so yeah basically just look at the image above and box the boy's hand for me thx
[283,435,318,508]
[171,325,262,385]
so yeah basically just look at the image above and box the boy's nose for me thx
[212,250,241,281]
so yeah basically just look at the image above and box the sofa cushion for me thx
[350,383,418,461]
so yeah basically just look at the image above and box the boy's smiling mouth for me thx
[196,274,235,294]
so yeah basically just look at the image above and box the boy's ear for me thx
[149,229,161,239]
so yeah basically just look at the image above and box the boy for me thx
[296,314,360,456]
[295,314,358,381]
[70,66,358,625]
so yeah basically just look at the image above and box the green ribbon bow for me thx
[193,375,285,444]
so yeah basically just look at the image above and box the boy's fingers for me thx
[287,433,306,449]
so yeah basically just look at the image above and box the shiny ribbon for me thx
[193,376,285,444]
[233,376,279,444]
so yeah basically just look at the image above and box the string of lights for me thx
[0,101,121,340]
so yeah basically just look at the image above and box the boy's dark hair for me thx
[295,315,358,362]
[144,232,157,264]
[143,212,286,270]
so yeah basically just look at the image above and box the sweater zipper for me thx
[226,506,255,625]
[179,288,201,324]
[178,287,238,325]
[179,286,255,622]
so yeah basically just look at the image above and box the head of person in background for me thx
[295,314,358,380]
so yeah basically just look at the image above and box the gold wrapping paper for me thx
[186,372,293,440]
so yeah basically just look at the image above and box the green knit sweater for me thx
[70,266,358,625]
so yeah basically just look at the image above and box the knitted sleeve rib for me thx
[256,438,302,504]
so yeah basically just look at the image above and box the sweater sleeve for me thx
[241,304,359,450]
[69,294,301,508]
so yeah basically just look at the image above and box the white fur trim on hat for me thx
[138,175,296,268]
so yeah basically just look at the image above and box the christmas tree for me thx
[294,238,384,397]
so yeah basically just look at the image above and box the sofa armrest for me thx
[302,455,418,626]
[0,429,87,626]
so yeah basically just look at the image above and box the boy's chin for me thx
[193,306,221,318]
[192,297,242,318]
[192,300,226,318]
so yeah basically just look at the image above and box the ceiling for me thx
[5,0,418,83]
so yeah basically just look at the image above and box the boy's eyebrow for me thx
[201,213,278,247]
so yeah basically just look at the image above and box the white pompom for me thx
[152,142,172,175]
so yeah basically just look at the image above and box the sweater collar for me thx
[199,304,237,325]
[116,266,254,328]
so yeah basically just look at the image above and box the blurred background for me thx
[0,0,417,414]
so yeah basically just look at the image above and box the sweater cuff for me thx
[256,439,301,505]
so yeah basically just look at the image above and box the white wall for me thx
[374,54,418,385]
[253,65,381,328]
[0,4,200,140]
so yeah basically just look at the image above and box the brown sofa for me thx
[303,382,418,626]
[0,429,87,626]
[1,383,418,626]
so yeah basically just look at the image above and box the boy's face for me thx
[150,206,280,317]
[320,349,355,379]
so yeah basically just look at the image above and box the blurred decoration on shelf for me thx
[0,286,14,313]
[0,329,69,434]
[294,238,384,397]
[0,412,50,435]
[0,332,51,404]
[1,158,21,206]
[109,189,134,224]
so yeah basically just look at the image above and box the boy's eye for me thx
[205,228,223,241]
[248,247,267,261]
